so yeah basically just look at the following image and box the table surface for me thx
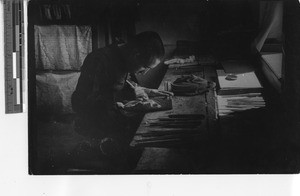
[130,62,219,173]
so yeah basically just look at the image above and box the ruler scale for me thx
[4,0,24,113]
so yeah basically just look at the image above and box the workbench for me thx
[130,61,219,174]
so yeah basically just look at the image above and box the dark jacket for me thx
[72,44,133,138]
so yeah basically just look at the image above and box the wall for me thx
[133,0,259,87]
[136,0,210,55]
[134,0,210,88]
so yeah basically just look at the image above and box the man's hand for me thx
[126,80,173,99]
[135,86,173,99]
[134,86,149,100]
[126,80,149,100]
[143,88,174,98]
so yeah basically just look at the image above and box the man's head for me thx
[122,31,165,74]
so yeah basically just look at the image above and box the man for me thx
[71,31,171,156]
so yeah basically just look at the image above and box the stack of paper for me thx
[217,93,266,116]
[166,55,216,69]
[216,67,265,117]
[217,70,263,95]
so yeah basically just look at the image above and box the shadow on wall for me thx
[134,0,210,89]
[135,0,209,46]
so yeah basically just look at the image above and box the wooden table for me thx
[130,63,219,174]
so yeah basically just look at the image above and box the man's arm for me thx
[126,80,173,100]
[72,53,114,114]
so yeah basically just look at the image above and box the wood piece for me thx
[146,124,201,129]
[152,118,203,123]
[168,114,205,119]
[148,121,202,125]
[135,133,203,142]
[137,130,200,137]
[203,65,218,134]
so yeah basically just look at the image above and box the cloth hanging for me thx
[253,1,283,52]
[36,72,80,115]
[35,25,92,70]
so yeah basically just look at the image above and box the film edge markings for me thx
[4,0,25,113]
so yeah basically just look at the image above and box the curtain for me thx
[253,1,283,52]
[35,25,92,70]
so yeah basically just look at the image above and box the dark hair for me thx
[130,31,165,65]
